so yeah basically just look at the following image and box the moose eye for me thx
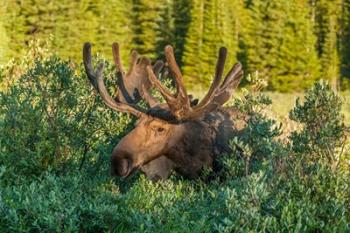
[157,127,165,133]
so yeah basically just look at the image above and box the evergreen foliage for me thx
[131,0,163,59]
[242,0,320,91]
[155,0,175,60]
[2,0,133,62]
[289,81,348,169]
[313,0,342,89]
[182,0,240,90]
[2,0,350,91]
[172,0,192,66]
[0,21,9,64]
[340,0,350,87]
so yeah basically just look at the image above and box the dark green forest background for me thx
[1,0,350,92]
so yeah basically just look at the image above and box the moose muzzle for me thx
[111,150,133,177]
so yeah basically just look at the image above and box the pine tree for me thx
[3,0,133,63]
[241,1,281,82]
[52,0,133,62]
[155,0,175,60]
[131,0,162,59]
[82,0,133,62]
[152,0,192,63]
[313,0,342,90]
[220,0,240,69]
[273,0,320,91]
[182,0,204,89]
[53,1,99,60]
[173,0,192,66]
[0,15,10,64]
[340,0,350,86]
[242,0,320,91]
[3,0,30,59]
[182,0,240,90]
[2,0,350,91]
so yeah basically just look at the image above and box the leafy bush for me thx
[220,75,285,177]
[0,50,349,232]
[0,55,132,183]
[289,81,349,170]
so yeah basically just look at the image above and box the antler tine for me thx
[153,60,164,75]
[112,42,125,75]
[191,62,243,118]
[128,50,139,75]
[83,43,99,90]
[220,63,243,90]
[140,59,163,107]
[112,42,166,109]
[165,45,189,102]
[83,43,145,117]
[196,47,227,108]
[146,66,177,103]
[94,64,145,116]
[112,42,133,103]
[141,84,159,108]
[145,45,242,121]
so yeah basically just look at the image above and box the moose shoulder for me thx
[83,42,244,181]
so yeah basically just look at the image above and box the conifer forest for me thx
[1,0,350,91]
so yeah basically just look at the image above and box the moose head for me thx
[83,42,243,180]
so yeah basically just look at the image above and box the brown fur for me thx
[111,107,245,179]
[83,42,244,180]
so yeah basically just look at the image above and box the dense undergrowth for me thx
[0,45,349,232]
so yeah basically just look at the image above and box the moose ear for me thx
[191,99,199,106]
[188,94,199,106]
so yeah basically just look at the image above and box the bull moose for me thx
[83,42,244,180]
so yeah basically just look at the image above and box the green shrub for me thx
[0,50,349,232]
[0,172,128,233]
[0,56,132,183]
[220,76,285,177]
[289,81,349,171]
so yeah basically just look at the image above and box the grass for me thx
[189,90,350,125]
[267,91,350,125]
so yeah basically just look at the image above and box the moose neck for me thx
[203,107,245,156]
[163,107,245,178]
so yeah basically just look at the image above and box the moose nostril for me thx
[111,156,130,177]
[118,159,129,176]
